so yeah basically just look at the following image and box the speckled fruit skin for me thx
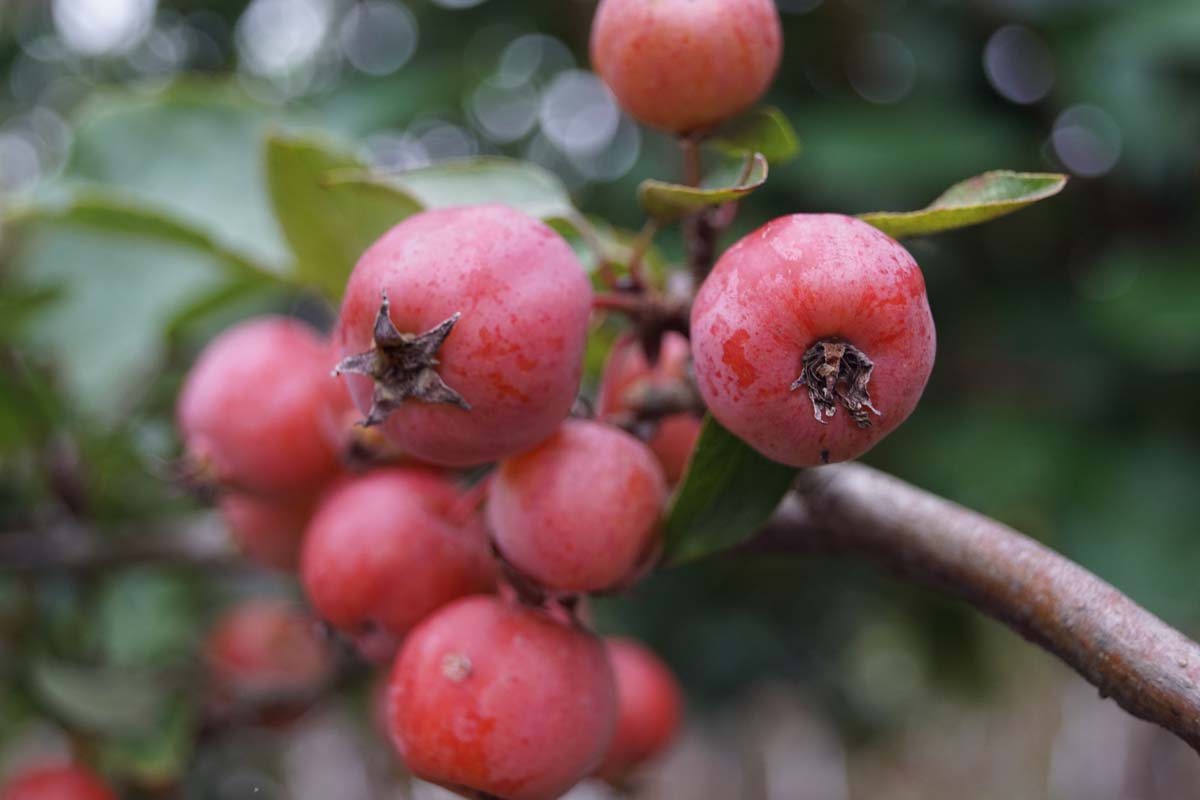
[204,600,333,699]
[0,766,115,800]
[300,469,496,655]
[590,0,782,134]
[218,493,316,571]
[387,595,617,800]
[335,205,592,467]
[596,638,684,782]
[598,331,701,483]
[488,419,667,593]
[691,214,936,467]
[177,316,341,496]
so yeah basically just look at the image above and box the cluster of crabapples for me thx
[85,2,935,799]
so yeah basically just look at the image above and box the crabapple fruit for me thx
[0,765,115,800]
[596,638,684,782]
[334,205,592,467]
[598,331,701,483]
[590,0,782,134]
[690,214,936,467]
[488,419,668,593]
[387,595,617,800]
[218,492,316,571]
[177,316,341,496]
[300,468,495,657]
[204,600,333,699]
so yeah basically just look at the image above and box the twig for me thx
[752,462,1200,754]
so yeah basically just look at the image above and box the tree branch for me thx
[754,462,1200,753]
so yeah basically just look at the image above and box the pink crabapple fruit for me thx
[598,331,701,483]
[203,600,333,701]
[177,316,342,496]
[590,0,783,135]
[488,418,668,593]
[690,213,937,467]
[596,637,684,782]
[333,204,593,467]
[217,492,316,571]
[300,468,496,660]
[387,595,617,800]
[0,765,115,800]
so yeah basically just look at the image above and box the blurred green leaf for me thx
[663,415,797,563]
[99,571,199,667]
[338,156,577,220]
[264,134,422,299]
[711,106,801,164]
[859,171,1067,239]
[100,697,195,784]
[639,153,768,222]
[33,657,171,734]
[3,193,274,280]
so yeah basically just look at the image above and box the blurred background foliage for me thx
[0,0,1198,797]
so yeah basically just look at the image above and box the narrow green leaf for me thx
[2,193,274,280]
[663,415,797,564]
[858,170,1067,239]
[333,156,578,221]
[639,153,769,222]
[33,658,170,734]
[711,106,801,164]
[264,134,422,299]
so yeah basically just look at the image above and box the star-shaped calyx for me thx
[789,338,882,429]
[333,289,470,427]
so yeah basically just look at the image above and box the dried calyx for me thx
[334,290,470,427]
[790,338,882,429]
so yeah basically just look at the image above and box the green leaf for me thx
[99,571,200,667]
[264,134,422,299]
[663,415,798,563]
[858,171,1067,239]
[711,106,801,164]
[32,657,171,734]
[334,156,577,220]
[99,697,195,784]
[639,153,769,222]
[2,193,274,280]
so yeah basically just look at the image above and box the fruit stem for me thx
[790,338,882,429]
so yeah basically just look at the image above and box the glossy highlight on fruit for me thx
[387,595,616,800]
[590,0,783,134]
[0,765,115,800]
[334,204,593,467]
[596,638,684,781]
[300,468,495,656]
[177,316,341,496]
[690,214,936,466]
[488,419,668,593]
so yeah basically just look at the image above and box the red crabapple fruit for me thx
[596,638,684,782]
[204,600,333,700]
[218,492,316,571]
[177,316,341,496]
[690,214,936,467]
[0,765,115,800]
[488,419,668,593]
[598,331,701,483]
[334,205,592,467]
[590,0,783,134]
[300,468,495,658]
[387,595,617,800]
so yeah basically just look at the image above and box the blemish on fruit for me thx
[442,652,473,683]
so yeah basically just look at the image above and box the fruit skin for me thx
[590,0,782,134]
[300,468,495,655]
[218,492,316,571]
[177,316,341,496]
[204,600,333,699]
[597,331,701,483]
[488,419,667,593]
[690,214,936,467]
[387,595,617,800]
[335,204,592,467]
[0,765,115,800]
[596,638,684,782]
